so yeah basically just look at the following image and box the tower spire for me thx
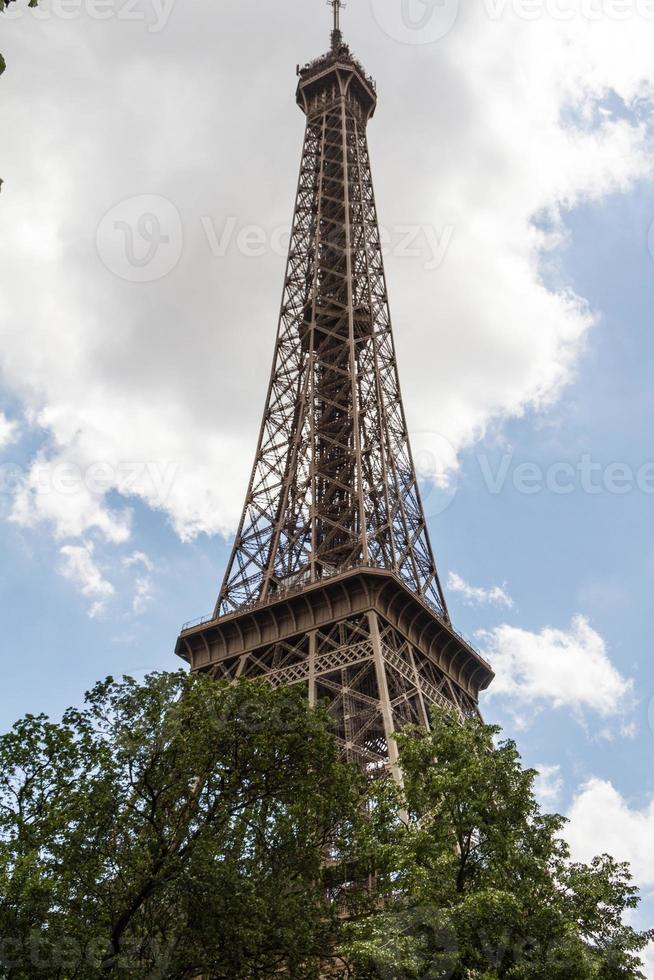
[329,0,344,49]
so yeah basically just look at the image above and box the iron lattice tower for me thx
[176,20,493,777]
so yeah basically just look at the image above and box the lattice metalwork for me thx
[202,610,479,775]
[216,44,448,622]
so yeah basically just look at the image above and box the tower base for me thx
[176,568,493,776]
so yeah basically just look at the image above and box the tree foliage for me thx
[0,674,649,979]
[0,672,365,978]
[345,709,652,979]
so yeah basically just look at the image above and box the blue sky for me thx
[2,0,654,969]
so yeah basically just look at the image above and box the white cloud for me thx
[566,779,654,978]
[123,551,154,572]
[0,4,653,551]
[123,551,155,614]
[0,413,19,450]
[566,778,654,889]
[11,452,132,543]
[59,543,115,618]
[480,615,635,726]
[534,764,564,809]
[447,571,514,608]
[131,575,154,615]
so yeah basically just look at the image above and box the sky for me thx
[1,0,654,968]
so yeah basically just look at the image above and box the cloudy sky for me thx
[2,0,654,966]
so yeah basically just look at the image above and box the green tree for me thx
[0,677,649,979]
[345,708,652,980]
[0,671,364,978]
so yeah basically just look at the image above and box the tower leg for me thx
[368,611,401,784]
[308,630,317,707]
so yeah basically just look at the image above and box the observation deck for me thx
[296,43,377,122]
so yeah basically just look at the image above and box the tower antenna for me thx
[329,0,345,49]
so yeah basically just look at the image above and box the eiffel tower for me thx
[176,4,494,777]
